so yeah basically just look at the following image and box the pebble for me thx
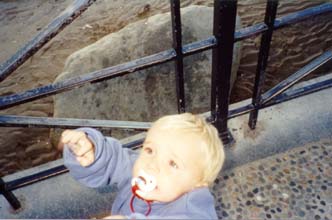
[212,142,331,219]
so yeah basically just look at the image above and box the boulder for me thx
[54,5,242,138]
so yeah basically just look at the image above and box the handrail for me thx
[274,2,332,29]
[228,73,332,119]
[261,50,332,104]
[0,115,151,130]
[0,0,95,83]
[4,165,68,192]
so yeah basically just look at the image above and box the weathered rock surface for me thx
[54,5,241,138]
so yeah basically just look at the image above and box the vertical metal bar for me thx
[248,0,279,129]
[212,0,238,145]
[210,1,219,121]
[170,0,186,113]
[0,178,21,210]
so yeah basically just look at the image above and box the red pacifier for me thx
[130,170,157,216]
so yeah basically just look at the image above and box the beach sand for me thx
[0,0,331,176]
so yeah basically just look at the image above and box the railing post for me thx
[248,0,279,129]
[0,177,21,210]
[170,0,186,113]
[211,0,238,146]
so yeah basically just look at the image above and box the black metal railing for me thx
[0,0,95,83]
[1,0,332,210]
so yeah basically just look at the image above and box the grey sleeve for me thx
[63,127,137,188]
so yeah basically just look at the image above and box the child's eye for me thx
[169,160,178,169]
[144,147,153,154]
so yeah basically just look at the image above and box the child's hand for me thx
[58,130,95,167]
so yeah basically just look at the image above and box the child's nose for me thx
[145,159,160,174]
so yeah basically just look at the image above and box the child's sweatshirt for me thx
[64,128,218,219]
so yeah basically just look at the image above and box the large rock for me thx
[54,5,241,138]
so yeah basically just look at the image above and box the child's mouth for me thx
[131,170,157,193]
[130,172,156,215]
[138,176,147,184]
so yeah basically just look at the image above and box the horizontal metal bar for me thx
[5,165,68,191]
[123,138,145,149]
[263,75,332,107]
[0,0,95,83]
[182,36,216,58]
[235,23,268,42]
[182,23,268,56]
[0,3,331,110]
[0,49,176,110]
[0,115,151,130]
[274,2,332,29]
[228,74,332,119]
[262,51,332,104]
[228,103,255,119]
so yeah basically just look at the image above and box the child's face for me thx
[132,124,207,203]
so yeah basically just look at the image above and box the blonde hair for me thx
[152,113,225,185]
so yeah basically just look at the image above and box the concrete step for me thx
[213,139,332,220]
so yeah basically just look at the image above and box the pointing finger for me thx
[75,138,93,156]
[76,149,95,167]
[61,130,86,145]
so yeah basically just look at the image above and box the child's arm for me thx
[58,128,137,188]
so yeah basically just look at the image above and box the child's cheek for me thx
[132,160,141,177]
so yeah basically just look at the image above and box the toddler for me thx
[59,113,225,219]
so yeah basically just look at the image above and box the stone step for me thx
[213,140,332,220]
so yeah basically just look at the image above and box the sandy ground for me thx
[0,0,331,176]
